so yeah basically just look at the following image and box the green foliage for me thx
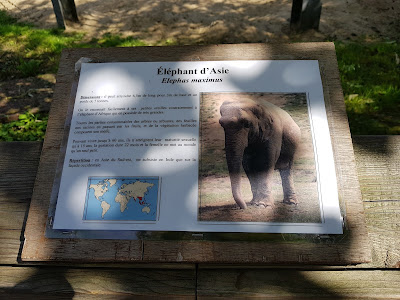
[0,12,85,79]
[0,112,48,141]
[0,10,147,80]
[17,59,41,77]
[335,41,400,134]
[0,9,15,25]
[0,10,149,141]
[91,33,147,47]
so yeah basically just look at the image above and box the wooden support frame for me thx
[21,43,370,265]
[290,0,322,31]
[51,0,79,29]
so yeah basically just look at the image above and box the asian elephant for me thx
[219,98,301,209]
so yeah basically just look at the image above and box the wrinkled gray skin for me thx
[219,99,301,209]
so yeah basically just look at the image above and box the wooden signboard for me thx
[21,43,371,264]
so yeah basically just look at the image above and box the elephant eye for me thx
[241,118,250,128]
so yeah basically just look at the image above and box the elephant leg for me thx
[244,147,275,208]
[239,167,277,209]
[279,168,298,205]
[248,169,275,208]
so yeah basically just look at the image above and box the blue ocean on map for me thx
[83,177,159,221]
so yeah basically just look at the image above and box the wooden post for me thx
[59,0,79,23]
[51,0,65,29]
[50,0,79,29]
[290,0,322,31]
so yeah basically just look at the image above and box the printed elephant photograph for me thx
[198,92,321,223]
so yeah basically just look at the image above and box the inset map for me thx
[83,177,159,221]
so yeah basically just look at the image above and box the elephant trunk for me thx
[224,129,248,209]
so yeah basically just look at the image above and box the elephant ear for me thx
[238,111,252,128]
[249,104,274,141]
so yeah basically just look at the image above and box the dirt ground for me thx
[1,0,399,44]
[0,0,399,119]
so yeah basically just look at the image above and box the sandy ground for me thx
[0,0,399,118]
[1,0,399,44]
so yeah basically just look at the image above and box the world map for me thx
[83,177,159,221]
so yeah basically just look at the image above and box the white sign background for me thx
[52,60,343,234]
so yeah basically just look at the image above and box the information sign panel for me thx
[21,44,371,264]
[51,60,343,234]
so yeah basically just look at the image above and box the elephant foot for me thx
[283,195,298,205]
[256,202,274,209]
[250,199,274,208]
